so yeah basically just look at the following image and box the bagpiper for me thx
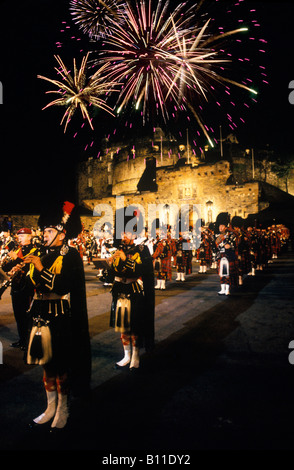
[231,216,250,285]
[152,223,173,290]
[175,232,189,281]
[214,213,237,296]
[197,224,213,274]
[24,200,91,432]
[107,206,155,370]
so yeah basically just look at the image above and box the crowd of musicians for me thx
[1,213,291,297]
[0,206,291,434]
[58,215,290,295]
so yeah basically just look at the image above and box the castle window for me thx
[88,177,93,188]
[185,187,191,197]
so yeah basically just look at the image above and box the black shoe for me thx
[114,363,129,370]
[49,426,66,434]
[28,420,51,432]
[10,341,21,348]
[49,422,69,435]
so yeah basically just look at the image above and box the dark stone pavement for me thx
[1,248,294,461]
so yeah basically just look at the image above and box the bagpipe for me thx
[95,239,150,285]
[213,228,237,262]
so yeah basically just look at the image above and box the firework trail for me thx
[38,53,119,132]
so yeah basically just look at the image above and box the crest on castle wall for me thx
[178,184,197,200]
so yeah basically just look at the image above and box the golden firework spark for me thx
[38,53,118,132]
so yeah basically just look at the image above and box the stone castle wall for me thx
[83,159,261,231]
[232,156,294,195]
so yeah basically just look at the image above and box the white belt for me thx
[34,293,69,301]
[114,277,138,284]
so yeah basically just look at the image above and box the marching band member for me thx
[175,232,189,281]
[2,228,37,349]
[231,216,249,285]
[152,222,173,290]
[197,225,213,274]
[0,229,16,260]
[24,201,91,432]
[96,226,115,283]
[107,206,155,370]
[214,213,237,296]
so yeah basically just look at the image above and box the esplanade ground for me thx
[0,247,294,454]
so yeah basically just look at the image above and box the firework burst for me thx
[69,0,125,39]
[90,0,261,146]
[38,53,118,132]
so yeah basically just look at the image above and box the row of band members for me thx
[0,204,290,434]
[1,213,290,294]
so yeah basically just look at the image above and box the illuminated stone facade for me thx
[77,129,267,229]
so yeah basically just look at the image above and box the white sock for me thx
[33,390,57,424]
[116,345,131,367]
[218,284,226,295]
[130,347,140,369]
[51,393,69,429]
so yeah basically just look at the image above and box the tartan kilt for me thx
[161,256,172,280]
[217,256,238,286]
[154,255,172,280]
[196,243,211,262]
[238,252,250,275]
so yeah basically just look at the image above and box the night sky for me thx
[0,0,294,213]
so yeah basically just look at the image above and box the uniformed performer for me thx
[231,216,250,285]
[107,206,155,370]
[197,225,214,274]
[0,229,16,260]
[1,228,38,349]
[152,222,173,290]
[175,232,189,281]
[23,201,91,432]
[214,213,237,295]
